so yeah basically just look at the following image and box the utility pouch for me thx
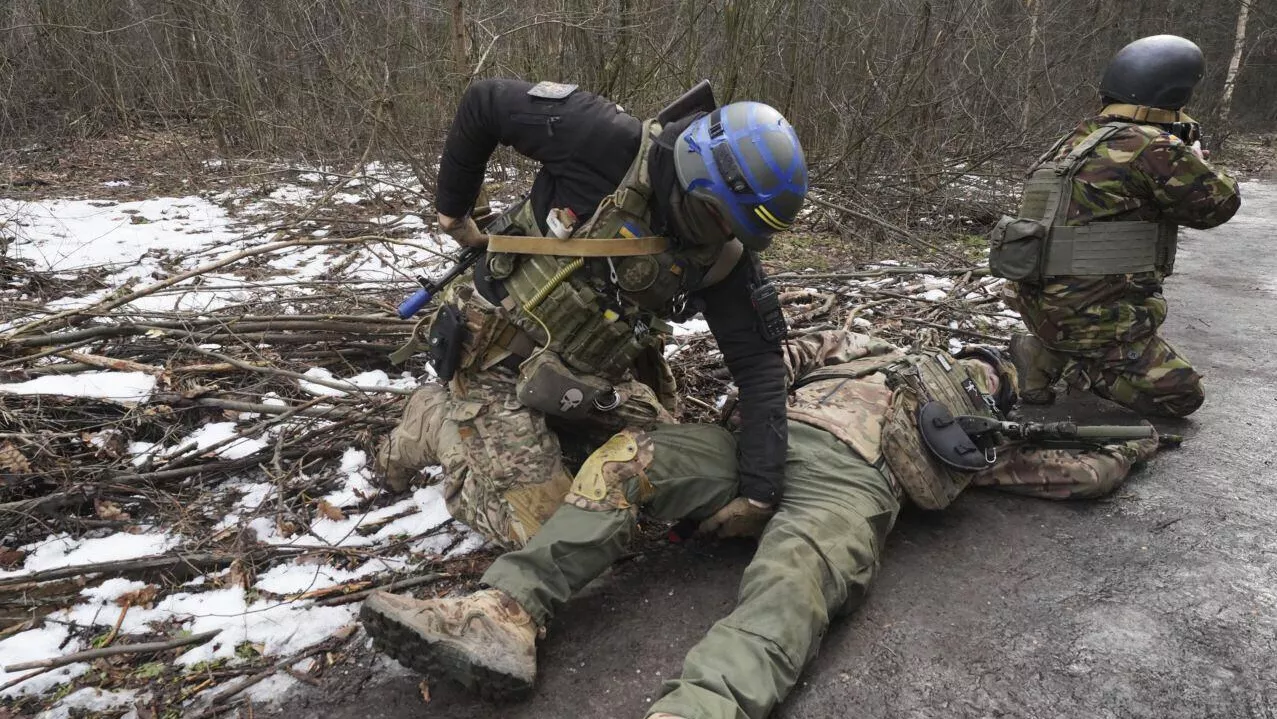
[988,215,1048,283]
[516,351,616,421]
[427,303,468,382]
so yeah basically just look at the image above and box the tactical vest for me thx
[789,351,997,510]
[989,120,1178,284]
[487,119,727,382]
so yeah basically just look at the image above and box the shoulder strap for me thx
[1033,122,1133,230]
[1055,122,1132,176]
[1027,131,1078,175]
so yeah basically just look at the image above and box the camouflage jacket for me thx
[1008,114,1242,345]
[782,331,903,465]
[1054,114,1240,230]
[779,331,1153,502]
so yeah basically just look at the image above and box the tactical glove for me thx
[696,497,774,538]
[437,212,487,249]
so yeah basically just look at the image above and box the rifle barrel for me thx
[1071,424,1156,439]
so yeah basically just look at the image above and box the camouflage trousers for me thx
[377,366,674,549]
[1006,283,1204,418]
[481,418,1153,719]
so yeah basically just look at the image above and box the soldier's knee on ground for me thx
[563,429,655,512]
[376,383,449,492]
[1095,335,1204,418]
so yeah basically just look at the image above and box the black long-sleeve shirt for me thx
[437,78,788,503]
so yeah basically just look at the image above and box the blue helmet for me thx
[673,101,808,250]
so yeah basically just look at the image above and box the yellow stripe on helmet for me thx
[754,205,791,231]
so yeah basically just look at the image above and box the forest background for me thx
[1,0,1273,217]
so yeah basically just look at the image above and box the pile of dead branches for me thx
[668,264,1013,423]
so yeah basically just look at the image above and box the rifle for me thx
[396,246,484,319]
[954,415,1182,450]
[395,204,501,319]
[657,79,716,125]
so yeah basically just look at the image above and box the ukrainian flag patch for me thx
[618,222,642,239]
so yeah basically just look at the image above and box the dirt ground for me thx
[263,181,1277,718]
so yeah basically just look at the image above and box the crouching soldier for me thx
[991,35,1240,417]
[378,79,807,551]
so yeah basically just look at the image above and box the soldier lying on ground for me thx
[377,79,808,550]
[991,34,1240,418]
[360,329,1164,719]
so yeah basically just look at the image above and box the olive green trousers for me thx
[481,421,900,719]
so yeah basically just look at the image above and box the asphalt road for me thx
[271,181,1277,719]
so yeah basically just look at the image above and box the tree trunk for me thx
[1020,0,1042,132]
[1218,0,1250,125]
[449,0,469,87]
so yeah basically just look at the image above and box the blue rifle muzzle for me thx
[397,288,433,319]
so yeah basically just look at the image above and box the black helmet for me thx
[1099,35,1205,110]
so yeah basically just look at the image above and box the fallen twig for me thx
[884,315,1010,343]
[187,625,359,717]
[772,266,986,281]
[314,572,450,607]
[807,195,971,265]
[1,629,221,688]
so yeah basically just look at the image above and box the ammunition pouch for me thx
[988,216,1049,283]
[516,350,618,421]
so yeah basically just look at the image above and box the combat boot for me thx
[1008,333,1064,405]
[360,588,539,700]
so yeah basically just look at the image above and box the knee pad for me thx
[565,429,655,511]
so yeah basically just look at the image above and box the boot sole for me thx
[359,601,534,702]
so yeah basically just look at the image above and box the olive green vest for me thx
[489,119,721,382]
[990,122,1177,282]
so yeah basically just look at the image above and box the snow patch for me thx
[0,624,89,697]
[81,577,150,604]
[298,368,418,397]
[2,196,237,271]
[167,421,267,460]
[254,556,409,595]
[0,371,157,404]
[38,687,138,718]
[0,532,178,579]
[672,318,709,336]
